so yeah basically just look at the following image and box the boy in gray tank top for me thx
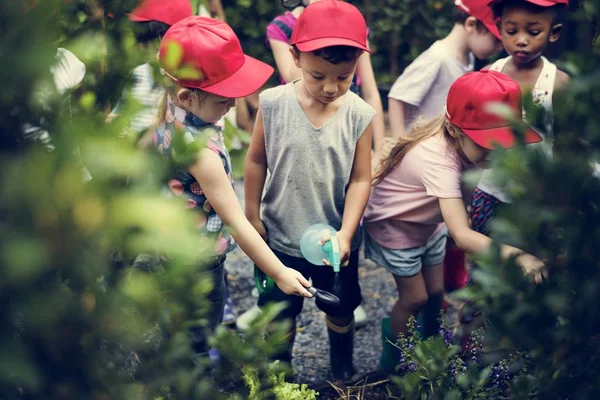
[244,0,375,382]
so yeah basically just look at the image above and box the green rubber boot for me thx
[379,316,401,372]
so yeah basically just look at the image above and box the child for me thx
[363,70,546,370]
[472,0,570,236]
[385,0,502,336]
[124,0,193,141]
[237,0,378,333]
[244,0,374,381]
[266,0,385,160]
[154,16,312,354]
[387,0,502,140]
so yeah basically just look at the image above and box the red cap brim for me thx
[462,125,543,149]
[482,19,501,40]
[183,55,274,98]
[488,0,564,6]
[523,0,563,6]
[295,37,370,53]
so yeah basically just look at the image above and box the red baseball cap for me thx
[455,0,501,40]
[446,70,542,149]
[291,0,369,53]
[487,0,569,7]
[129,0,193,26]
[159,16,274,98]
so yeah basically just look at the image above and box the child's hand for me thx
[273,267,313,297]
[319,231,352,267]
[517,253,547,284]
[250,218,268,241]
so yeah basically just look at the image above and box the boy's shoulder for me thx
[259,82,292,106]
[346,90,376,116]
[408,41,454,67]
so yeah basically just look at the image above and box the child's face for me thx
[465,19,503,60]
[292,50,358,105]
[459,134,491,169]
[183,90,236,124]
[499,4,562,66]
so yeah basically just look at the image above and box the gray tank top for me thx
[260,81,375,257]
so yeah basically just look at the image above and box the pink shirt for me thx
[363,134,467,249]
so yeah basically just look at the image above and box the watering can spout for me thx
[322,236,341,273]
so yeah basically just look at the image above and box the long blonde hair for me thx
[373,117,463,185]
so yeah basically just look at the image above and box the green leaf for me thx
[163,41,184,71]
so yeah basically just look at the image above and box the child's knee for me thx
[402,292,429,312]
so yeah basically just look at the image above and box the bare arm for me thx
[244,107,268,231]
[269,39,302,83]
[554,69,571,90]
[337,123,373,263]
[235,97,253,134]
[188,148,311,296]
[439,197,545,280]
[208,0,226,21]
[357,52,385,156]
[388,98,407,139]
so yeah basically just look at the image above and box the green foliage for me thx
[222,0,283,86]
[368,0,454,84]
[389,317,521,400]
[243,361,318,400]
[0,0,303,398]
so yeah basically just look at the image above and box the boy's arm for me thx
[357,52,385,156]
[337,122,373,263]
[244,106,268,238]
[388,98,407,139]
[269,40,302,83]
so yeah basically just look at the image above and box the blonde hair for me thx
[373,117,464,185]
[156,85,209,124]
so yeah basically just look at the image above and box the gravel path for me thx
[226,181,399,386]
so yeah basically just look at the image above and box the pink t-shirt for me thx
[363,134,467,249]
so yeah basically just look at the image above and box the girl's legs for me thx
[391,272,429,337]
[421,263,444,337]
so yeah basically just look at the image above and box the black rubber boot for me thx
[327,319,358,382]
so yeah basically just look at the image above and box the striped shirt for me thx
[130,63,163,133]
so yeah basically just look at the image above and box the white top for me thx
[388,41,474,132]
[52,48,86,94]
[477,56,557,203]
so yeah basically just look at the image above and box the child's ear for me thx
[464,16,478,34]
[177,89,195,107]
[290,46,301,68]
[549,23,563,43]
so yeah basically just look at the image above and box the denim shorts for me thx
[364,227,448,277]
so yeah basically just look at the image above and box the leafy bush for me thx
[0,1,313,398]
[244,361,318,400]
[388,317,525,400]
[367,0,454,85]
[222,0,284,86]
[386,3,600,398]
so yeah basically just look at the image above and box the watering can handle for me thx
[322,234,341,273]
